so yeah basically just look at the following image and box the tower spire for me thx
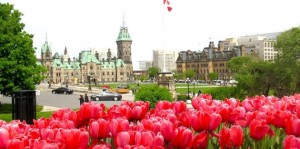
[45,33,48,42]
[122,11,126,28]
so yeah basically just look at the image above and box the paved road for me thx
[0,83,135,109]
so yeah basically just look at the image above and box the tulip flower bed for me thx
[1,94,300,149]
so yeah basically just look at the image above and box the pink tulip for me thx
[51,108,78,125]
[135,131,154,147]
[0,120,6,127]
[0,128,9,149]
[41,128,55,140]
[108,105,131,119]
[115,131,130,148]
[284,135,300,149]
[160,119,174,142]
[110,118,129,137]
[152,133,164,148]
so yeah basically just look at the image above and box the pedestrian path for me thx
[41,106,62,112]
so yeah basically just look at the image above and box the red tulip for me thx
[115,131,130,148]
[78,102,106,124]
[284,135,300,149]
[7,139,24,149]
[178,111,193,127]
[89,119,110,139]
[191,111,221,132]
[285,117,300,137]
[192,131,209,149]
[0,128,9,149]
[173,101,187,114]
[209,113,222,131]
[271,110,292,128]
[219,125,244,149]
[249,119,272,140]
[130,106,145,121]
[218,105,232,123]
[62,129,89,149]
[171,126,193,148]
[156,101,173,110]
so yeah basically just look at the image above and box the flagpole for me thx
[162,1,166,72]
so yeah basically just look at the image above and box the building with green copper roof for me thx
[38,19,133,85]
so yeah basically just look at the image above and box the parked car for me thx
[51,87,73,94]
[91,91,122,101]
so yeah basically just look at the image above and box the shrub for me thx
[134,84,173,108]
[176,94,189,102]
[205,86,246,100]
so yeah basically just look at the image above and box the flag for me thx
[163,0,172,12]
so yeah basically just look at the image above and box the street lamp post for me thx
[65,74,68,87]
[193,80,195,97]
[48,74,51,88]
[88,74,91,90]
[186,78,190,101]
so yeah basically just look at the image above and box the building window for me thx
[90,66,93,69]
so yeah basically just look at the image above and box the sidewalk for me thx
[41,106,62,112]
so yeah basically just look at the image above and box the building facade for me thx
[138,61,152,70]
[237,33,280,61]
[39,23,133,85]
[153,50,178,72]
[176,41,246,81]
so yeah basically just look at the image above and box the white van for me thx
[213,80,224,85]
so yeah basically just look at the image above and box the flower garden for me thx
[1,94,300,149]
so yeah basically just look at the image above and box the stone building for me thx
[176,41,246,81]
[153,50,178,72]
[39,22,133,85]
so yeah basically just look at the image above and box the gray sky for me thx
[3,0,300,69]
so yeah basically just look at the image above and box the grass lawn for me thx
[0,104,53,122]
[175,87,213,94]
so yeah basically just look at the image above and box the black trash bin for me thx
[11,90,36,124]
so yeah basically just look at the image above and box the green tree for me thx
[184,69,196,79]
[208,72,218,81]
[135,84,173,108]
[272,27,300,97]
[228,56,273,96]
[172,70,184,81]
[148,67,160,79]
[0,3,46,95]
